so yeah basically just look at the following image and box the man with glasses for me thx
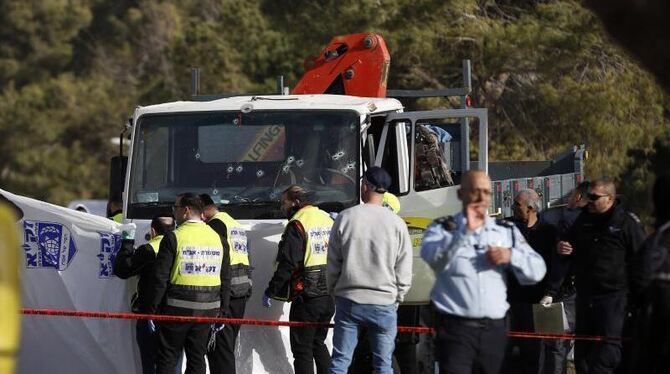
[556,178,646,374]
[147,193,231,374]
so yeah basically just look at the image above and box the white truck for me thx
[110,33,585,373]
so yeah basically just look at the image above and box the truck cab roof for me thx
[135,94,404,117]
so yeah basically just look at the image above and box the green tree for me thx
[0,0,667,215]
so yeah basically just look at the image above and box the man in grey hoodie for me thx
[327,166,413,374]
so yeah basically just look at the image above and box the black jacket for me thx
[565,202,646,296]
[507,218,558,303]
[265,221,305,300]
[541,207,581,299]
[146,228,231,316]
[113,239,157,313]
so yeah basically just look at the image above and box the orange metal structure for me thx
[292,33,391,98]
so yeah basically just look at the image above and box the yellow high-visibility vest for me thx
[290,206,333,269]
[282,205,333,299]
[383,192,401,214]
[146,235,163,255]
[169,222,223,287]
[212,212,249,266]
[111,212,123,223]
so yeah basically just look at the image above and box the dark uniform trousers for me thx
[207,296,248,374]
[575,291,627,374]
[289,295,335,374]
[156,321,210,374]
[435,313,507,374]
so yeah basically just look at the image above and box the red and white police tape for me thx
[20,308,624,342]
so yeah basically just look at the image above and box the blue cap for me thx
[364,167,391,193]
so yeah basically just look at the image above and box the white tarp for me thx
[2,189,139,374]
[4,188,325,374]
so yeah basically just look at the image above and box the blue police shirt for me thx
[420,212,546,319]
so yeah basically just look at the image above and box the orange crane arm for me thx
[292,33,390,98]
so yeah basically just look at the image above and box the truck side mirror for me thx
[109,156,127,201]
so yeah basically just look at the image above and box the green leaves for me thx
[0,0,667,216]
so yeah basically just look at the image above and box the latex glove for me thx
[119,223,137,240]
[540,295,553,307]
[262,294,272,308]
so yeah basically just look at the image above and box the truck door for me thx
[374,108,488,304]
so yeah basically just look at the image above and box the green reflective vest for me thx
[166,221,223,312]
[111,212,123,223]
[288,206,333,298]
[146,235,163,254]
[211,212,251,297]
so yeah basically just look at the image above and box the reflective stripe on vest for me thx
[290,206,334,268]
[147,235,163,255]
[166,299,221,310]
[169,221,223,287]
[211,212,249,266]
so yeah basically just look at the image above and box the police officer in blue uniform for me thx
[421,170,546,374]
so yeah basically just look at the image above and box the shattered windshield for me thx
[128,110,360,219]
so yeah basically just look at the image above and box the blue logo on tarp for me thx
[22,221,77,271]
[97,232,121,278]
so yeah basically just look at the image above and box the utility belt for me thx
[437,313,506,329]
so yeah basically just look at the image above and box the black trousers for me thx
[575,292,626,374]
[207,296,248,374]
[289,295,335,374]
[434,313,507,374]
[155,321,210,374]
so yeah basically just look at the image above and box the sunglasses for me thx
[587,193,608,201]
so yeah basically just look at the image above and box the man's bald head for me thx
[460,170,491,191]
[458,170,492,209]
